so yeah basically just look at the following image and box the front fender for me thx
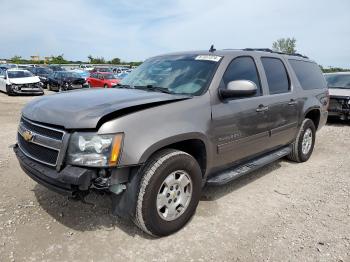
[138,132,209,163]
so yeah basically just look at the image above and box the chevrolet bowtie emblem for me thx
[23,130,34,142]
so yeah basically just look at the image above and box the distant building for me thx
[30,55,40,61]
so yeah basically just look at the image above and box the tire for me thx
[104,84,108,88]
[135,149,202,237]
[287,118,316,162]
[47,83,51,91]
[6,85,14,96]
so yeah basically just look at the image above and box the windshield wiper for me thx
[134,85,174,94]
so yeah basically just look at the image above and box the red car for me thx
[87,72,120,88]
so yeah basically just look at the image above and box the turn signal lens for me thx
[109,134,123,166]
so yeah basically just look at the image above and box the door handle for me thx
[256,105,269,112]
[288,99,297,106]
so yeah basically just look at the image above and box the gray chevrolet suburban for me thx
[14,48,329,236]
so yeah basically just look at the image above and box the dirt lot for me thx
[0,91,349,262]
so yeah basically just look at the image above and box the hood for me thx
[22,88,189,129]
[9,76,40,84]
[329,88,350,98]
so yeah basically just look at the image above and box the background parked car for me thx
[79,64,94,71]
[28,67,53,88]
[87,72,120,88]
[71,69,90,80]
[0,69,43,96]
[324,72,350,120]
[90,67,112,73]
[48,65,66,72]
[47,71,88,92]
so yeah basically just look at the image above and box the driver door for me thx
[211,56,271,167]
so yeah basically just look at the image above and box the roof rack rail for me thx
[242,48,309,59]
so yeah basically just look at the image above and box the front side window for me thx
[261,57,290,94]
[222,56,262,96]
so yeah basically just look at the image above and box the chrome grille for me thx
[17,117,66,167]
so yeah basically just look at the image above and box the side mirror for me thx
[219,80,257,99]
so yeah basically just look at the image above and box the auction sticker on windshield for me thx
[195,55,222,62]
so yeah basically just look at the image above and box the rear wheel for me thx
[135,149,202,236]
[287,118,316,162]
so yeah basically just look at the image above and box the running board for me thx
[206,146,291,186]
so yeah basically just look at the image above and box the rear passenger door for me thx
[260,57,298,148]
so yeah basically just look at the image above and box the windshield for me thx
[61,72,81,78]
[7,70,34,78]
[120,55,221,95]
[325,74,350,89]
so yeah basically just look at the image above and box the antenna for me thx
[209,45,216,52]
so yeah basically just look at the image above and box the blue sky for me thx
[1,0,349,67]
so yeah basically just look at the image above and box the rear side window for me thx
[222,56,261,96]
[289,60,327,90]
[261,57,290,94]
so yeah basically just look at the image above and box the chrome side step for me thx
[206,146,291,186]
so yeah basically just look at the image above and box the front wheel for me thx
[6,85,14,96]
[287,118,316,162]
[135,149,202,237]
[104,84,108,88]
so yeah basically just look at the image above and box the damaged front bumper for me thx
[10,84,44,95]
[14,145,94,196]
[328,96,350,120]
[14,144,131,196]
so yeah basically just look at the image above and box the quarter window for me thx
[222,56,262,96]
[289,59,327,90]
[261,57,290,94]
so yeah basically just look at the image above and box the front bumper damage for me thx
[10,83,44,95]
[14,144,131,197]
[14,145,94,196]
[328,96,350,120]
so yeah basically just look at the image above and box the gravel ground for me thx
[0,91,349,262]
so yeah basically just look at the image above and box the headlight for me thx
[40,76,47,80]
[67,132,123,167]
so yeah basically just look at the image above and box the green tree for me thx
[272,37,297,54]
[110,57,121,64]
[10,55,22,63]
[87,55,106,64]
[50,54,67,64]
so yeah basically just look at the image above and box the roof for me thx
[156,48,312,62]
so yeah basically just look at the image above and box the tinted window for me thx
[222,56,261,96]
[289,60,327,90]
[261,58,290,94]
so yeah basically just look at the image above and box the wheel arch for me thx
[139,133,209,177]
[304,107,321,129]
